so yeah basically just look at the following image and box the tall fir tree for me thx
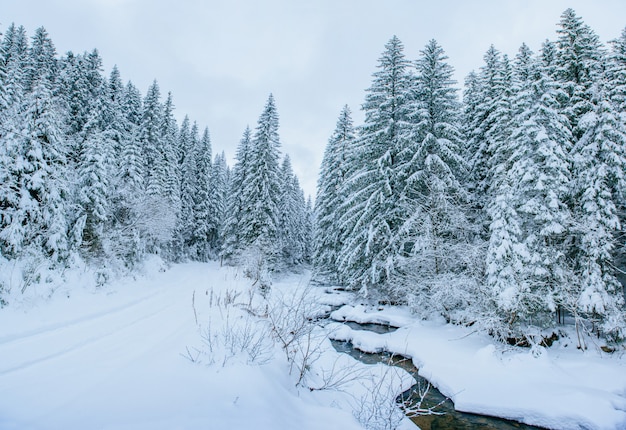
[569,83,626,340]
[337,36,414,294]
[0,29,7,117]
[466,46,509,206]
[314,105,356,283]
[496,50,573,334]
[1,59,69,261]
[209,151,229,253]
[139,80,165,197]
[193,127,215,261]
[176,116,197,258]
[398,40,472,314]
[1,24,28,109]
[277,155,307,267]
[160,92,181,214]
[555,8,606,140]
[24,27,57,94]
[238,95,282,265]
[77,97,114,254]
[221,126,252,262]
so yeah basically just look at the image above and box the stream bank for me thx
[331,321,546,430]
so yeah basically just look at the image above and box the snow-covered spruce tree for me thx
[192,127,215,261]
[293,180,309,265]
[554,9,626,341]
[175,116,196,259]
[277,155,307,268]
[107,80,146,266]
[555,8,606,141]
[609,28,626,116]
[569,83,626,341]
[494,49,573,338]
[23,27,57,94]
[209,151,229,253]
[1,24,29,110]
[607,28,626,292]
[140,80,165,198]
[337,36,414,296]
[58,49,105,149]
[0,115,23,257]
[237,94,282,273]
[313,105,356,284]
[303,195,314,264]
[397,40,475,320]
[465,46,511,220]
[0,50,69,262]
[104,65,126,152]
[160,92,181,217]
[220,127,253,263]
[0,29,7,117]
[77,96,115,255]
[100,66,130,198]
[136,80,176,252]
[118,81,144,197]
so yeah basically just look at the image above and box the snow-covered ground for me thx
[330,304,626,430]
[3,260,626,430]
[0,260,415,430]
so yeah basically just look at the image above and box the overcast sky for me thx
[3,0,626,198]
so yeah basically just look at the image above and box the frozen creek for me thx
[330,321,546,430]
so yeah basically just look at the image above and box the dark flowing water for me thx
[331,322,545,430]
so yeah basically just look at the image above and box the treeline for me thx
[314,9,626,343]
[0,24,312,289]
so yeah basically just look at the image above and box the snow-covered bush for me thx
[265,282,327,385]
[352,362,415,430]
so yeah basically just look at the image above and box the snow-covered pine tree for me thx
[466,46,509,211]
[116,81,144,220]
[277,155,306,268]
[553,9,626,340]
[608,28,626,116]
[192,127,215,261]
[140,80,165,198]
[2,48,69,261]
[0,112,23,257]
[607,27,626,293]
[303,195,314,264]
[500,48,573,336]
[160,92,181,212]
[24,27,57,94]
[220,126,253,263]
[175,116,196,259]
[112,79,147,265]
[314,105,356,283]
[555,8,606,141]
[569,82,626,341]
[136,80,176,251]
[0,29,7,117]
[209,151,229,253]
[59,49,105,143]
[398,39,473,318]
[337,36,414,295]
[238,94,282,270]
[77,97,114,255]
[1,24,28,109]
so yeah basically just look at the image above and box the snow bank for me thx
[331,304,416,327]
[330,305,626,430]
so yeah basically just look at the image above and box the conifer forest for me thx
[1,9,625,346]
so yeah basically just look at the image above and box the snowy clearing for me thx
[330,304,626,430]
[3,260,626,430]
[0,261,415,430]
